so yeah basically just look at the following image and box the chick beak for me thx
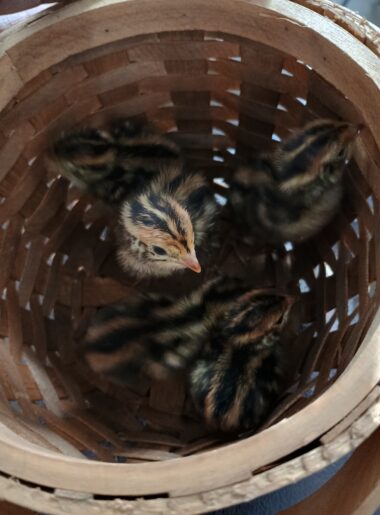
[181,253,202,273]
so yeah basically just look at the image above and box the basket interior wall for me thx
[0,30,379,464]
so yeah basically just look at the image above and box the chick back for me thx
[81,278,248,384]
[230,119,360,244]
[49,120,181,205]
[189,290,293,432]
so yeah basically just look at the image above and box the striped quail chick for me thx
[82,280,294,432]
[48,120,181,206]
[81,278,226,383]
[230,119,362,244]
[189,289,294,432]
[117,164,218,277]
[49,121,218,277]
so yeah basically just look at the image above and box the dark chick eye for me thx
[153,246,167,256]
[337,148,346,158]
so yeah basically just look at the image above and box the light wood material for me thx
[0,0,378,513]
[282,428,380,515]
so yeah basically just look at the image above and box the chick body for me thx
[230,119,361,244]
[49,120,218,278]
[82,280,294,432]
[81,278,225,383]
[49,120,181,205]
[189,290,294,432]
[117,165,218,277]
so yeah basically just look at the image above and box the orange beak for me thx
[181,253,202,273]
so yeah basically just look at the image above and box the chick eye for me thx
[337,148,346,158]
[153,246,167,256]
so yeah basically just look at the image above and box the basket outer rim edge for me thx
[0,399,378,515]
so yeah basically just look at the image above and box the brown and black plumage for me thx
[48,120,181,206]
[48,120,218,277]
[81,279,294,432]
[81,278,225,383]
[230,119,362,244]
[117,164,218,277]
[189,289,294,432]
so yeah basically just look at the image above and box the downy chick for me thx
[49,121,218,277]
[189,289,294,432]
[230,119,362,244]
[81,278,229,383]
[117,165,218,277]
[82,280,294,433]
[48,120,181,205]
[81,278,259,383]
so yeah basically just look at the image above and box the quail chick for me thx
[189,289,294,432]
[81,279,294,433]
[49,121,218,277]
[230,119,362,244]
[81,278,227,383]
[116,164,218,277]
[48,120,181,205]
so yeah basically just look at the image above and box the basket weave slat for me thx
[0,0,379,513]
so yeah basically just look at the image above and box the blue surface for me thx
[213,454,352,514]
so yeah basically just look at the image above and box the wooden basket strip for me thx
[348,161,373,204]
[83,49,130,77]
[341,304,377,373]
[0,413,62,455]
[32,404,115,462]
[22,97,101,159]
[344,175,374,235]
[354,139,380,202]
[315,324,350,392]
[128,40,239,62]
[0,54,24,112]
[0,216,23,291]
[69,410,128,450]
[18,235,45,307]
[209,59,305,99]
[0,344,36,420]
[358,219,370,314]
[0,159,45,225]
[148,377,187,417]
[118,430,185,448]
[88,93,173,129]
[29,294,48,362]
[25,178,68,237]
[65,61,167,104]
[41,253,64,318]
[298,315,337,389]
[22,349,63,417]
[211,90,297,128]
[0,122,35,182]
[308,71,361,123]
[47,354,86,409]
[44,198,88,256]
[34,425,87,459]
[5,282,24,361]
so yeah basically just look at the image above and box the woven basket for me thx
[0,0,379,513]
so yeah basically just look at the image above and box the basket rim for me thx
[0,399,378,515]
[0,0,379,500]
